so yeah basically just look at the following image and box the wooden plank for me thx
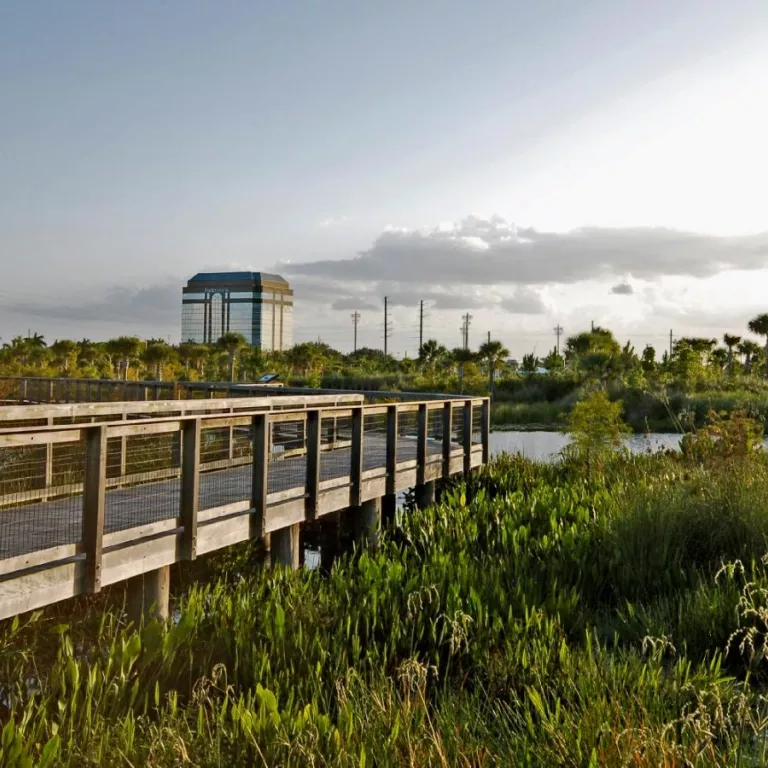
[103,518,181,549]
[395,468,418,489]
[424,461,442,482]
[101,533,181,586]
[481,398,490,464]
[360,476,386,503]
[0,560,84,622]
[109,420,182,438]
[416,403,427,486]
[0,541,81,578]
[0,429,83,448]
[442,402,453,477]
[265,498,306,533]
[180,418,200,560]
[317,485,352,516]
[251,414,269,539]
[82,425,107,593]
[350,406,363,506]
[198,500,250,523]
[305,410,321,519]
[386,404,398,496]
[463,400,473,475]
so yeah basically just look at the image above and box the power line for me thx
[350,311,360,353]
[554,324,564,355]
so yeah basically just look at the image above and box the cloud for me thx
[2,282,180,325]
[500,288,547,315]
[281,215,768,286]
[331,297,379,311]
[319,216,348,228]
[611,282,634,295]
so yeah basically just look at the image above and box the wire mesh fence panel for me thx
[0,445,48,505]
[199,422,253,511]
[0,438,86,559]
[451,405,465,449]
[320,415,352,482]
[472,405,483,445]
[363,412,388,472]
[268,417,309,496]
[397,410,419,463]
[426,409,443,459]
[105,433,180,533]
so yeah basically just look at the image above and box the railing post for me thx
[482,398,490,465]
[386,404,398,496]
[351,406,364,506]
[83,425,107,593]
[463,400,473,475]
[251,413,269,539]
[228,407,235,462]
[180,419,200,560]
[442,401,453,477]
[416,403,427,486]
[305,410,321,519]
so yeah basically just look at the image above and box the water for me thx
[490,430,684,462]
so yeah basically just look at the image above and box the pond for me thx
[490,430,684,462]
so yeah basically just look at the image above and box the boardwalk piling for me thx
[354,497,381,547]
[415,481,436,509]
[272,524,300,570]
[126,566,170,625]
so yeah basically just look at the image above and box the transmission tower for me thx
[383,297,393,356]
[460,313,473,350]
[351,311,361,353]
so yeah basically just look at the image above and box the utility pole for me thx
[554,324,563,355]
[419,300,425,353]
[591,320,595,332]
[487,330,491,344]
[669,329,674,358]
[351,311,360,353]
[383,297,391,357]
[460,313,473,350]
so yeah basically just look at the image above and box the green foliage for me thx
[566,390,630,466]
[7,449,768,763]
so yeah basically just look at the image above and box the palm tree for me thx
[105,336,143,379]
[50,339,77,373]
[747,314,768,376]
[709,347,728,372]
[418,340,448,369]
[478,339,509,400]
[142,343,172,381]
[217,332,248,382]
[723,334,742,373]
[738,339,761,374]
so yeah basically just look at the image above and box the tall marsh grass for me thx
[5,450,768,764]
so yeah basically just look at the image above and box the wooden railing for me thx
[2,375,464,404]
[0,397,490,620]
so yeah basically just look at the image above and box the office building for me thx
[181,272,293,350]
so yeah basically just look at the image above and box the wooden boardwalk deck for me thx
[0,432,442,559]
[0,397,488,621]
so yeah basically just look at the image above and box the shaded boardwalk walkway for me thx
[0,432,439,560]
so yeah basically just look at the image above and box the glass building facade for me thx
[181,272,294,351]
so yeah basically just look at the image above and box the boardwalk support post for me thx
[355,497,381,548]
[272,524,300,570]
[83,425,107,593]
[180,418,200,560]
[414,403,435,509]
[126,567,171,625]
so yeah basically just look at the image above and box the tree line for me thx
[2,313,768,392]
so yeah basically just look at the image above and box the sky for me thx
[1,0,768,358]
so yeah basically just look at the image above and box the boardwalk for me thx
[0,432,442,560]
[0,396,488,621]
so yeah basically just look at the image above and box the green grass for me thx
[5,451,768,764]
